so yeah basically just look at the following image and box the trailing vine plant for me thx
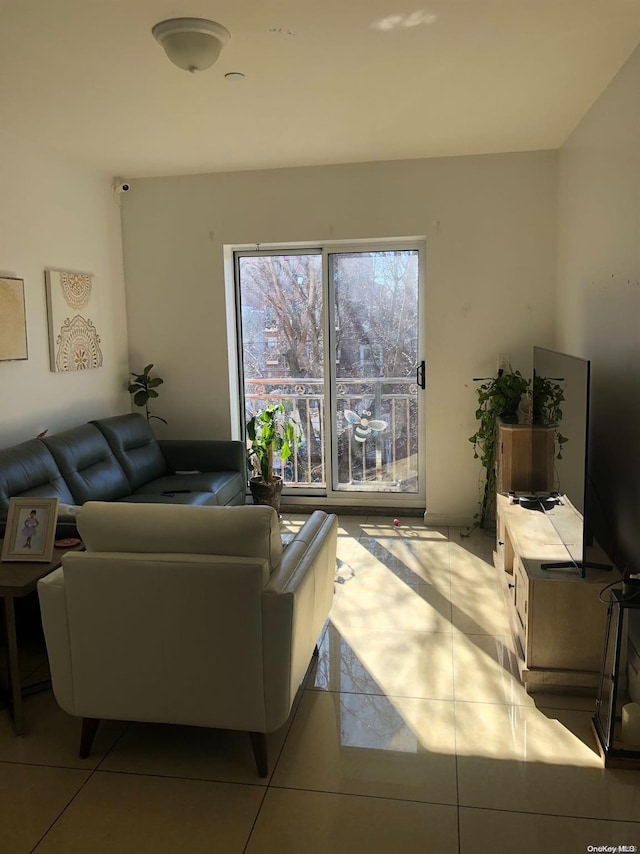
[468,369,529,531]
[468,369,569,532]
[532,375,568,459]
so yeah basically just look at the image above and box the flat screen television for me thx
[532,346,611,578]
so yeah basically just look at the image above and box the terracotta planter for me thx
[249,476,283,515]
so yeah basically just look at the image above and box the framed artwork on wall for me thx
[0,276,28,361]
[1,497,59,563]
[45,268,103,372]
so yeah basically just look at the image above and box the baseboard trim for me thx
[280,503,425,517]
[423,514,476,527]
[278,503,476,528]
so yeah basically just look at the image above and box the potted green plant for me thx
[469,369,529,530]
[246,402,301,514]
[128,364,167,424]
[532,374,568,459]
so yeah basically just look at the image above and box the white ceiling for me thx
[1,0,640,178]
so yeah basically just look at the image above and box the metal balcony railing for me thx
[245,377,418,490]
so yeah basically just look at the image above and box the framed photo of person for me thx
[1,498,59,563]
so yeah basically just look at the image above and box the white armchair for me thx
[37,501,337,776]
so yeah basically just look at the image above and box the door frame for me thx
[226,237,427,509]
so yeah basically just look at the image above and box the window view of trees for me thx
[332,251,418,381]
[238,249,419,492]
[239,254,323,381]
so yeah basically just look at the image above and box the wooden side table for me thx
[0,542,79,735]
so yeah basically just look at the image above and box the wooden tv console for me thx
[494,492,617,694]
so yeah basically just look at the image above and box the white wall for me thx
[557,47,640,571]
[121,151,557,522]
[0,131,130,448]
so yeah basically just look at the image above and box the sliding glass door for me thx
[235,242,424,504]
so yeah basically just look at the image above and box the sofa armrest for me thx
[158,440,245,475]
[262,512,338,730]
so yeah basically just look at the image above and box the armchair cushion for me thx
[77,501,283,569]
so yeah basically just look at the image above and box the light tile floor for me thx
[1,515,639,853]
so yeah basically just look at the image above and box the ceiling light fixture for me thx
[152,18,230,73]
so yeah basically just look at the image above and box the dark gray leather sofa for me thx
[0,413,246,537]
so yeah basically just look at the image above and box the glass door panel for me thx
[329,250,420,494]
[237,252,325,489]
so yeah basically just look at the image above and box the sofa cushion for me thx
[43,425,131,504]
[77,502,283,569]
[133,472,245,506]
[92,414,167,491]
[115,492,218,507]
[0,439,76,518]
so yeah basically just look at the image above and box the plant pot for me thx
[249,476,283,515]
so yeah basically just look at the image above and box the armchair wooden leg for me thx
[249,731,269,778]
[79,717,101,758]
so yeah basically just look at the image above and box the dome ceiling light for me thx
[152,18,231,73]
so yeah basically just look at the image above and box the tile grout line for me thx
[241,785,269,854]
[446,526,463,854]
[263,782,459,808]
[458,802,640,826]
[29,721,133,853]
[242,653,320,852]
